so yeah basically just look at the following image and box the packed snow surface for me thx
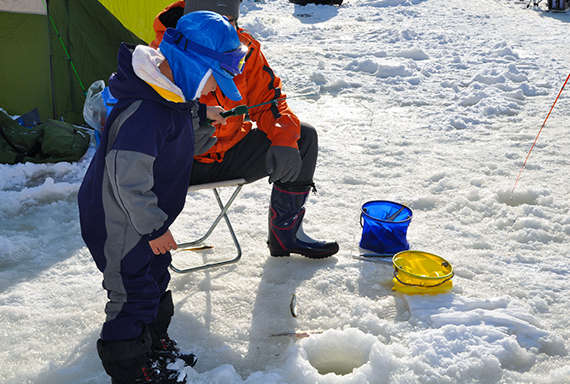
[1,0,569,383]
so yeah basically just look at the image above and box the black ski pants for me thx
[190,122,318,187]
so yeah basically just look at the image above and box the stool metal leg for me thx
[170,184,243,273]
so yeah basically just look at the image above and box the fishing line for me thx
[511,72,570,197]
[42,0,86,95]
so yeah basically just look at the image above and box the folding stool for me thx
[171,178,247,273]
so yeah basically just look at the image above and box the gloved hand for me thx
[193,125,217,155]
[265,146,302,183]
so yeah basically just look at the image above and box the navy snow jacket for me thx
[78,43,203,271]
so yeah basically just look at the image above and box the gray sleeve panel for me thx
[105,149,168,237]
[103,99,167,238]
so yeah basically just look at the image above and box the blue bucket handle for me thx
[361,201,412,227]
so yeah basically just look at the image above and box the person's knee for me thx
[301,122,317,140]
[299,122,318,153]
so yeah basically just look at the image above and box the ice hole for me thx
[302,329,375,376]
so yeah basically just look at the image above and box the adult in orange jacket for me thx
[151,0,338,258]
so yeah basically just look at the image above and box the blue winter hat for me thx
[159,11,246,101]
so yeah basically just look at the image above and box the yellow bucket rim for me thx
[392,250,453,287]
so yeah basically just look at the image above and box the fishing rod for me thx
[219,94,319,119]
[511,72,570,196]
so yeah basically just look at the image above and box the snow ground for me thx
[1,0,569,383]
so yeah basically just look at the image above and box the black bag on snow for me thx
[0,110,90,165]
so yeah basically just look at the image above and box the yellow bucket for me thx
[392,251,453,294]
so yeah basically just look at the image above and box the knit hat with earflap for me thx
[159,11,244,101]
[184,0,242,20]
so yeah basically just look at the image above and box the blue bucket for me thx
[359,201,413,255]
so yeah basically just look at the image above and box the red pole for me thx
[512,72,570,195]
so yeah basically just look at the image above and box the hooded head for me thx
[184,0,242,20]
[159,11,245,101]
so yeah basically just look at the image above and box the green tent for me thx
[0,0,145,125]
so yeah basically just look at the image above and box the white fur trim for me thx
[132,45,186,101]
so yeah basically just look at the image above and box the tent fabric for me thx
[0,11,52,120]
[98,0,174,45]
[0,0,144,125]
[0,0,46,15]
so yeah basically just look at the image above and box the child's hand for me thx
[206,106,227,125]
[149,229,177,255]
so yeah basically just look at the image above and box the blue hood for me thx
[159,11,243,101]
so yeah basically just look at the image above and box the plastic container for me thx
[101,86,117,117]
[359,201,412,256]
[392,250,453,294]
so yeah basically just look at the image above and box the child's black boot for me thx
[149,290,198,368]
[97,328,185,383]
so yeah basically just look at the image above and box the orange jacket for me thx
[150,2,301,164]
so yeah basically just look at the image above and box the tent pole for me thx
[45,0,57,119]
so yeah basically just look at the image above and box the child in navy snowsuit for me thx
[78,11,246,384]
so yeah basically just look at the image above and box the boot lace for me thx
[136,360,159,383]
[153,333,197,368]
[157,333,179,353]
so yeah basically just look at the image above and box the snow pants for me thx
[190,122,318,187]
[95,237,172,342]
